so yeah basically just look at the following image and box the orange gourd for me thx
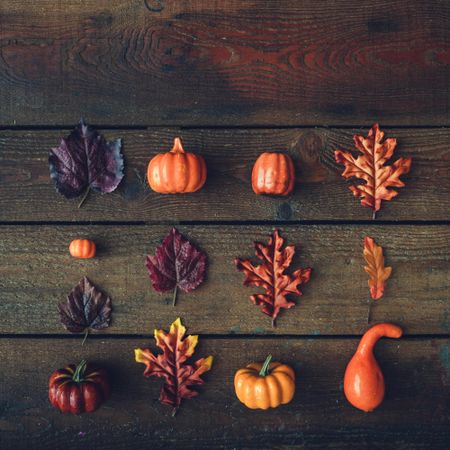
[344,323,402,412]
[147,137,207,193]
[234,355,295,409]
[251,152,295,196]
[69,239,96,259]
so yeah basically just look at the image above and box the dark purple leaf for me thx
[49,120,124,201]
[146,228,206,306]
[58,277,112,333]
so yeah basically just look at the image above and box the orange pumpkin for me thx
[252,152,295,196]
[344,323,402,412]
[234,355,295,409]
[147,137,207,193]
[69,239,96,259]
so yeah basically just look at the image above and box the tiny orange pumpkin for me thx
[69,239,96,259]
[252,152,295,196]
[234,355,295,409]
[147,137,207,194]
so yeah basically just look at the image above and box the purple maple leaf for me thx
[146,228,207,306]
[49,120,124,205]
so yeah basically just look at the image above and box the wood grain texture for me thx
[3,1,450,126]
[0,337,448,450]
[0,224,448,335]
[1,127,449,221]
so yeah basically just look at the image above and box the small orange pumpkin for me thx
[69,239,96,259]
[252,152,295,196]
[234,355,295,409]
[147,137,207,194]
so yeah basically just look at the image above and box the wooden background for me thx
[0,1,449,449]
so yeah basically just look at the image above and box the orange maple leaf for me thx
[335,124,412,219]
[235,230,312,328]
[135,318,213,415]
[363,237,392,300]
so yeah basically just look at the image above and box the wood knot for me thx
[144,0,165,12]
[276,202,292,220]
[290,131,329,183]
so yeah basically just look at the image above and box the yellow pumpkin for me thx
[234,355,295,409]
[147,137,207,193]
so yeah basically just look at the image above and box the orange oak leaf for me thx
[363,237,392,300]
[235,230,312,328]
[335,124,412,219]
[135,318,213,416]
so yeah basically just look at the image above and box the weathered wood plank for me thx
[1,127,448,221]
[0,337,448,449]
[0,225,448,335]
[2,1,450,126]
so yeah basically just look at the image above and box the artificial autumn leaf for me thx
[58,277,112,342]
[135,318,213,416]
[146,228,206,306]
[235,230,312,327]
[363,237,392,300]
[49,120,124,207]
[335,124,412,219]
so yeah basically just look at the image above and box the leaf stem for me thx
[78,186,90,208]
[172,285,178,307]
[171,407,178,417]
[367,298,372,324]
[372,210,376,220]
[271,317,276,328]
[81,328,89,346]
[259,354,273,377]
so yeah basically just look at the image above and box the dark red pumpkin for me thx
[252,152,295,196]
[48,360,110,414]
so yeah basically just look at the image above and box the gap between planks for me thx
[1,220,450,226]
[0,334,447,340]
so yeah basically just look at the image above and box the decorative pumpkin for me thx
[69,239,96,258]
[344,323,402,412]
[234,355,295,409]
[252,152,295,196]
[49,360,110,414]
[147,137,207,193]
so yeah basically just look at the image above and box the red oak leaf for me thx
[145,228,206,306]
[235,230,312,327]
[135,318,213,416]
[335,124,412,219]
[363,237,392,300]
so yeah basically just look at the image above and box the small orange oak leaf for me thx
[135,318,213,416]
[235,229,312,328]
[335,124,412,219]
[363,237,392,300]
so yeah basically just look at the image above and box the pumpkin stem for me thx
[259,354,273,377]
[73,360,87,383]
[171,137,185,154]
[78,186,90,208]
[172,285,178,307]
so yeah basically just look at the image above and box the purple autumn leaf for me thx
[58,277,112,335]
[49,120,124,205]
[146,228,207,306]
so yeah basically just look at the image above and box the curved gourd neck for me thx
[357,323,402,357]
[171,137,185,154]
